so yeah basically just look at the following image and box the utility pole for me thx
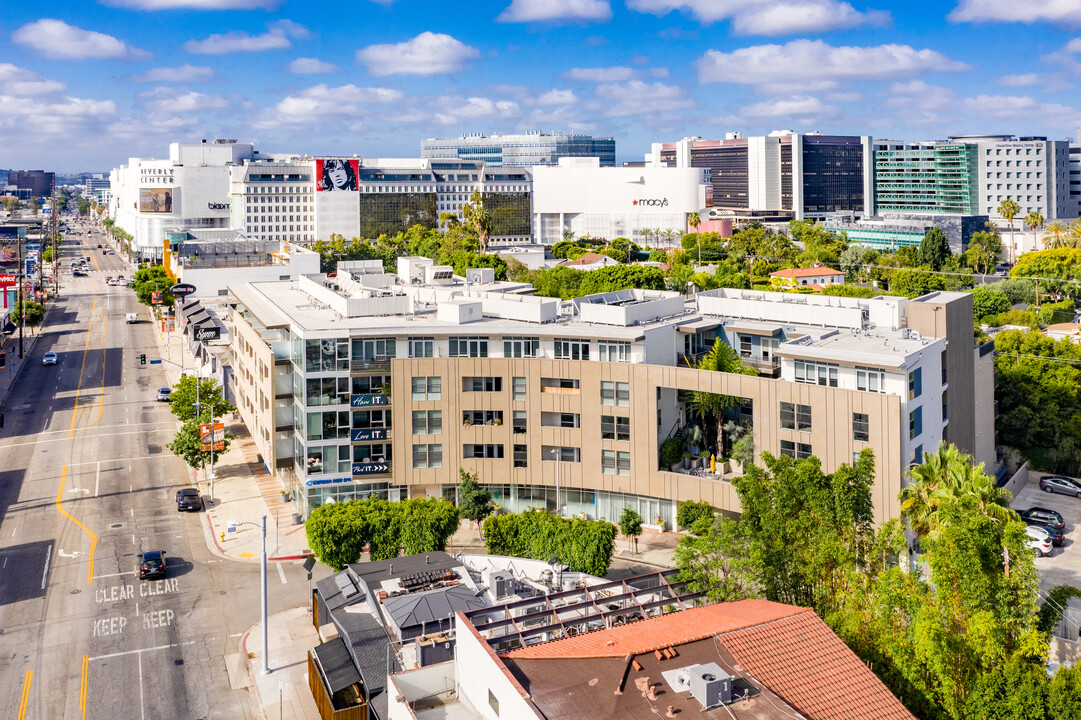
[50,190,59,297]
[17,231,24,359]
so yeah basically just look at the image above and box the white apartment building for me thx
[532,157,711,244]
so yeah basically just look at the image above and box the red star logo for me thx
[633,199,638,205]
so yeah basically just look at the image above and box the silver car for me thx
[1039,475,1081,498]
[42,351,57,366]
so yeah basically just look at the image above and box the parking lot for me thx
[1012,478,1081,591]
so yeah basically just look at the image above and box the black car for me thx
[138,550,166,580]
[1042,525,1066,546]
[73,269,87,277]
[1018,506,1066,532]
[176,488,201,511]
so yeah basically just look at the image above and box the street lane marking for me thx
[277,562,287,584]
[41,544,52,590]
[17,670,31,720]
[79,654,89,720]
[94,461,101,497]
[94,570,136,579]
[55,466,98,584]
[138,647,145,720]
[88,640,195,661]
[76,300,109,437]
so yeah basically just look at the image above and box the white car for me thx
[42,351,57,366]
[1026,525,1053,557]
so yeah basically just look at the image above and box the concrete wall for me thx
[453,614,537,720]
[230,306,280,474]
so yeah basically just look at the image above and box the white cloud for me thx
[593,80,694,117]
[998,73,1040,87]
[950,0,1081,24]
[285,57,340,74]
[183,19,308,55]
[137,86,231,115]
[536,89,578,105]
[356,32,479,76]
[650,67,670,78]
[497,0,611,22]
[12,19,150,60]
[126,65,216,82]
[564,66,635,82]
[255,83,404,128]
[0,64,66,95]
[697,40,968,89]
[627,0,889,35]
[959,94,1080,124]
[102,0,279,8]
[1043,38,1081,73]
[730,95,839,122]
[433,96,521,125]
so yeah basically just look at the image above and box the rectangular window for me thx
[463,376,503,392]
[853,412,869,442]
[856,367,885,393]
[489,690,500,716]
[910,407,923,439]
[597,341,631,363]
[353,443,392,463]
[503,337,539,358]
[512,376,527,402]
[463,410,503,426]
[408,337,433,358]
[412,444,442,469]
[412,410,442,435]
[449,337,489,358]
[794,359,838,387]
[601,415,631,441]
[411,376,442,401]
[463,444,504,459]
[554,338,590,360]
[909,368,923,400]
[513,444,527,469]
[910,444,923,467]
[512,410,527,435]
[782,402,811,431]
[780,441,812,460]
[601,381,630,407]
[781,402,795,430]
[600,450,631,476]
[352,375,390,395]
[542,445,580,462]
[739,335,752,358]
[797,404,811,431]
[353,409,391,429]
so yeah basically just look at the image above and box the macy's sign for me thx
[633,198,668,207]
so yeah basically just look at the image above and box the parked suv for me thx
[1018,507,1066,532]
[1026,526,1054,557]
[176,488,201,512]
[1040,475,1081,498]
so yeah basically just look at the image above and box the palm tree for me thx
[561,229,575,244]
[685,339,757,458]
[688,211,702,264]
[1069,219,1081,249]
[1025,211,1044,254]
[998,198,1021,264]
[1042,220,1069,250]
[662,228,675,253]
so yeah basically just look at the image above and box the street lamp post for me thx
[549,447,561,517]
[232,515,269,673]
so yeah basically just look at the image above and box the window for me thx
[408,337,433,358]
[512,376,527,402]
[463,410,503,426]
[513,444,527,468]
[542,446,581,462]
[353,409,391,429]
[597,341,631,363]
[353,443,392,463]
[554,338,590,360]
[780,440,813,459]
[463,376,502,392]
[856,367,885,393]
[794,359,838,387]
[512,410,527,435]
[601,381,630,407]
[908,368,923,400]
[739,335,752,358]
[304,338,349,372]
[780,402,811,431]
[306,411,350,441]
[910,444,924,467]
[853,413,869,442]
[909,407,923,439]
[503,337,539,358]
[449,337,488,358]
[488,690,500,716]
[412,444,442,469]
[352,338,395,361]
[352,375,389,395]
[306,377,350,407]
[463,444,504,459]
[601,415,631,441]
[602,450,631,477]
[412,410,442,435]
[411,376,442,401]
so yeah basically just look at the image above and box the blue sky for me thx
[3,0,1081,172]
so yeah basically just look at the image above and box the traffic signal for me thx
[140,353,146,365]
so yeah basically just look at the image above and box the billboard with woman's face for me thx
[139,188,174,213]
[317,159,359,191]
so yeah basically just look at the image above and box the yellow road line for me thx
[17,670,32,720]
[69,282,98,436]
[79,654,89,719]
[55,466,97,584]
[75,303,108,437]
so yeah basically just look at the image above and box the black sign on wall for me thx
[194,325,221,342]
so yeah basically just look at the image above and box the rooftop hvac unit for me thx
[688,662,732,710]
[484,569,514,598]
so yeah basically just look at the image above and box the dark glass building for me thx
[9,170,55,198]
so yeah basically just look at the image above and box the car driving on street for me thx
[176,488,202,512]
[42,352,57,366]
[138,550,166,580]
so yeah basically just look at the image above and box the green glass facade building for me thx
[874,144,979,215]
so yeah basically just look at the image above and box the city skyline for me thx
[3,0,1081,172]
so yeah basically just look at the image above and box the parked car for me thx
[1026,526,1054,557]
[1041,525,1066,546]
[138,550,166,580]
[176,488,202,512]
[1018,506,1066,532]
[1040,475,1081,498]
[42,351,57,366]
[156,387,171,402]
[126,313,138,324]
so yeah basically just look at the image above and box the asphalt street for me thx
[0,221,314,719]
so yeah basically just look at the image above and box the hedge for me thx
[483,509,617,576]
[676,500,714,531]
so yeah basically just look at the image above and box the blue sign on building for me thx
[350,427,388,442]
[305,477,352,488]
[350,394,389,408]
[352,462,390,475]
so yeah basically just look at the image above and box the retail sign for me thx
[352,462,389,475]
[305,477,351,487]
[350,393,389,408]
[207,202,228,211]
[633,198,669,207]
[193,325,221,342]
[0,274,16,287]
[350,427,388,442]
[170,283,196,298]
[151,291,163,304]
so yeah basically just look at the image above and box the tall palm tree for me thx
[662,228,675,253]
[1042,220,1069,250]
[998,198,1021,264]
[561,229,575,244]
[1025,211,1044,254]
[685,339,757,458]
[688,211,702,264]
[1069,219,1081,250]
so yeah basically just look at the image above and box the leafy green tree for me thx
[306,502,368,571]
[618,507,643,554]
[986,278,1037,306]
[674,517,755,602]
[676,500,714,531]
[482,509,617,576]
[579,265,666,295]
[900,443,1011,539]
[1036,584,1081,636]
[964,230,1003,274]
[167,417,235,471]
[1042,220,1071,250]
[918,226,951,270]
[12,300,45,329]
[131,265,175,306]
[971,286,1012,320]
[532,265,584,299]
[1049,663,1081,719]
[890,268,948,297]
[461,191,493,252]
[168,375,234,423]
[400,498,460,555]
[457,468,492,524]
[551,240,586,260]
[1012,249,1081,299]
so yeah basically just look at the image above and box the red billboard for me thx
[316,159,359,191]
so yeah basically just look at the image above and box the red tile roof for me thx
[770,267,845,278]
[502,599,805,659]
[719,608,914,720]
[561,252,611,266]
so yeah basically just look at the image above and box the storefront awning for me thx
[726,322,783,337]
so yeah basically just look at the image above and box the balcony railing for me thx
[350,358,391,373]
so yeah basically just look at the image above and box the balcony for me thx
[740,354,782,375]
[351,358,391,373]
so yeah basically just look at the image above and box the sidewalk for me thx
[0,304,54,410]
[150,317,312,563]
[232,607,321,720]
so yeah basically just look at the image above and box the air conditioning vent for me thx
[688,662,732,710]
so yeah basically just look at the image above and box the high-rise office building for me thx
[9,170,55,198]
[874,143,980,215]
[421,132,616,167]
